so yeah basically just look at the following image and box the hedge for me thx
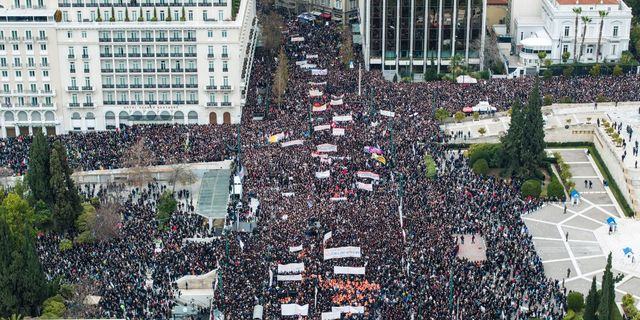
[567,291,584,313]
[521,179,542,198]
[424,154,437,178]
[472,159,489,175]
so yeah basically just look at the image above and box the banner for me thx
[363,146,384,155]
[324,246,361,260]
[308,81,327,86]
[313,104,327,112]
[334,266,366,275]
[290,36,305,42]
[320,157,332,164]
[311,152,329,158]
[356,182,373,191]
[380,110,396,117]
[332,306,365,314]
[314,124,331,131]
[356,171,381,180]
[269,132,285,144]
[371,154,387,165]
[331,94,344,99]
[333,115,353,122]
[323,231,332,244]
[301,63,317,69]
[330,99,344,106]
[312,69,328,76]
[330,197,347,201]
[281,304,309,316]
[281,140,304,147]
[309,89,323,97]
[277,274,303,281]
[277,263,305,274]
[269,269,273,287]
[317,144,338,152]
[332,128,345,136]
[315,170,331,179]
[289,245,303,252]
[253,305,264,319]
[321,312,342,320]
[295,60,308,66]
[282,192,295,197]
[306,54,319,59]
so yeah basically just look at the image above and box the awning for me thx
[606,217,616,225]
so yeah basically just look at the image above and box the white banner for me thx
[333,115,353,122]
[295,60,308,66]
[312,69,328,76]
[356,182,373,191]
[324,246,361,260]
[323,231,332,244]
[281,304,309,316]
[291,36,305,42]
[277,263,305,274]
[380,110,396,117]
[289,245,303,252]
[317,144,338,152]
[356,171,381,180]
[314,124,331,131]
[315,170,331,179]
[311,152,329,158]
[321,312,342,320]
[306,54,319,59]
[277,274,303,281]
[282,192,295,197]
[330,99,344,106]
[308,81,327,85]
[320,157,332,164]
[253,305,264,319]
[331,94,344,99]
[301,63,317,69]
[313,104,327,112]
[281,140,304,147]
[330,197,347,201]
[309,89,323,97]
[332,306,365,314]
[334,266,366,275]
[269,269,273,287]
[332,128,345,136]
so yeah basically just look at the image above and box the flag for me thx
[371,154,386,164]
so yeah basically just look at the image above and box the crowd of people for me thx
[27,12,640,320]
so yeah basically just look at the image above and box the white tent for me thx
[471,101,496,113]
[456,75,478,84]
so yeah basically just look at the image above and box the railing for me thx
[171,52,183,57]
[129,53,141,57]
[102,84,115,88]
[100,52,113,57]
[206,85,217,90]
[143,68,156,72]
[81,86,93,90]
[130,84,142,88]
[68,54,75,58]
[172,83,184,88]
[68,102,80,107]
[142,53,155,57]
[220,101,231,106]
[185,84,198,88]
[116,84,128,88]
[129,68,141,72]
[99,37,112,42]
[114,53,126,57]
[67,86,79,91]
[206,102,218,106]
[185,52,197,57]
[83,102,94,107]
[144,84,156,88]
[171,68,184,72]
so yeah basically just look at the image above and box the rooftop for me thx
[556,0,619,5]
[488,0,508,5]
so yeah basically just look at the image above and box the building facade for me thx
[0,0,257,137]
[513,0,632,66]
[360,0,487,80]
[275,0,359,23]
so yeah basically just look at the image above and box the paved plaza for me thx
[523,149,640,305]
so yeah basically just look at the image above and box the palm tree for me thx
[596,10,608,63]
[578,16,592,62]
[572,7,582,63]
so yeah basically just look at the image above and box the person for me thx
[471,234,475,244]
[567,268,571,278]
[563,204,567,214]
[566,231,569,242]
[589,180,593,189]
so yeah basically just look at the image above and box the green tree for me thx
[9,230,48,316]
[613,64,623,76]
[137,9,144,21]
[562,51,571,63]
[165,6,172,21]
[0,217,18,317]
[124,7,130,21]
[563,65,574,77]
[501,100,525,177]
[520,80,546,178]
[472,159,489,175]
[109,7,115,22]
[521,179,541,198]
[96,8,102,22]
[0,193,35,246]
[472,111,480,121]
[590,64,602,76]
[572,7,582,63]
[584,276,599,320]
[435,108,449,122]
[75,203,97,243]
[598,253,616,320]
[49,144,81,233]
[478,127,486,136]
[26,131,51,205]
[157,191,177,230]
[272,47,288,106]
[567,291,585,312]
[596,10,609,63]
[454,111,465,123]
[53,142,82,219]
[180,6,186,21]
[450,54,464,80]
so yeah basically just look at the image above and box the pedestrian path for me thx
[523,149,640,305]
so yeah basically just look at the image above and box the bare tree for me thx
[64,278,100,318]
[121,138,155,186]
[259,12,283,55]
[168,164,198,192]
[339,25,354,68]
[94,201,122,241]
[272,47,289,106]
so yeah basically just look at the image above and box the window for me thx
[218,10,223,20]
[63,11,69,22]
[40,44,46,51]
[223,76,228,86]
[203,10,208,20]
[12,44,18,51]
[562,44,568,53]
[223,61,228,72]
[188,10,193,20]
[612,44,617,55]
[25,30,32,39]
[43,70,49,77]
[82,31,87,38]
[67,31,73,38]
[586,46,594,54]
[174,10,178,21]
[77,11,82,22]
[222,30,227,38]
[613,25,619,37]
[160,10,165,20]
[208,30,214,38]
[15,70,21,77]
[564,26,570,37]
[26,44,33,51]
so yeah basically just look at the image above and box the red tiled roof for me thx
[556,0,619,5]
[487,0,508,5]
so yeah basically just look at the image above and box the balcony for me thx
[100,52,113,58]
[117,100,129,105]
[173,100,185,105]
[68,54,75,58]
[171,68,184,72]
[208,68,214,72]
[72,2,84,6]
[184,68,197,73]
[142,53,154,57]
[206,85,217,90]
[102,84,115,88]
[157,84,170,88]
[185,37,196,42]
[145,100,157,104]
[157,68,169,72]
[129,68,141,72]
[143,68,156,72]
[116,84,128,88]
[142,37,154,42]
[220,85,232,91]
[67,86,79,91]
[220,101,231,106]
[206,102,218,106]
[81,86,93,91]
[171,52,183,57]
[104,100,116,105]
[40,90,55,95]
[130,84,142,88]
[83,102,94,107]
[115,68,127,72]
[186,100,198,104]
[37,36,48,41]
[82,54,89,59]
[40,63,49,68]
[59,2,71,6]
[86,2,98,6]
[156,52,169,57]
[156,37,168,42]
[114,53,126,58]
[68,102,81,108]
[159,100,171,105]
[70,68,76,73]
[185,84,198,88]
[144,84,156,88]
[27,64,37,68]
[83,69,90,73]
[198,1,211,5]
[170,37,182,42]
[221,53,228,58]
[171,83,184,88]
[128,37,139,42]
[213,1,227,5]
[129,53,141,57]
[185,52,196,57]
[99,37,112,42]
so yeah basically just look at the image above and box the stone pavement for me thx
[523,149,640,306]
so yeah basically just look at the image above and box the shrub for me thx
[596,94,607,103]
[59,283,75,299]
[454,111,465,123]
[42,294,66,318]
[472,111,480,121]
[563,309,576,320]
[424,155,437,178]
[54,9,62,22]
[622,293,639,318]
[472,159,489,175]
[546,178,565,199]
[563,65,574,77]
[559,96,574,103]
[521,179,542,198]
[543,95,553,106]
[59,238,73,252]
[435,108,449,122]
[567,291,584,312]
[590,64,601,76]
[613,64,623,76]
[468,143,504,168]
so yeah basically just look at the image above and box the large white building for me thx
[0,0,257,137]
[513,0,632,67]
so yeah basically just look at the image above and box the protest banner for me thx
[334,266,366,275]
[277,263,305,274]
[281,140,304,147]
[281,304,309,316]
[323,246,361,260]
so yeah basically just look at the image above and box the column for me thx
[437,0,443,73]
[480,0,487,70]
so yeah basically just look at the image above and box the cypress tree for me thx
[584,276,599,320]
[598,253,615,320]
[50,149,76,232]
[53,142,82,219]
[501,100,524,177]
[522,79,546,178]
[26,131,51,205]
[13,229,47,316]
[0,218,18,317]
